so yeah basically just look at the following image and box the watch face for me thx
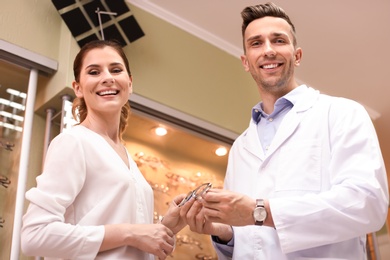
[254,207,267,221]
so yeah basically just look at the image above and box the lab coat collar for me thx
[242,86,320,160]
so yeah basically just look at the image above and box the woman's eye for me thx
[112,68,123,73]
[88,70,99,75]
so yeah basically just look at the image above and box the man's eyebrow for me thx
[272,32,289,37]
[246,35,263,42]
[246,31,289,42]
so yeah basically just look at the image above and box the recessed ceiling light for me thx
[154,126,167,136]
[215,147,227,156]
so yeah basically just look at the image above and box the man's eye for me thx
[251,41,261,46]
[275,39,286,44]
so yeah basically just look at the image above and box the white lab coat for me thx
[217,86,388,260]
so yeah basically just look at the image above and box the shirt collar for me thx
[251,85,307,123]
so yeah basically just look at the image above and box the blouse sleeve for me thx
[21,132,104,259]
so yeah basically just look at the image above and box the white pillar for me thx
[43,108,55,165]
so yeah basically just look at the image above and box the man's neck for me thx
[258,82,299,114]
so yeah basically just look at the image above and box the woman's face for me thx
[72,46,132,116]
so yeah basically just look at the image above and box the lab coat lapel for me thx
[266,108,300,157]
[266,87,320,157]
[242,120,266,161]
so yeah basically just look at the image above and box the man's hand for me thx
[180,196,233,242]
[198,188,256,226]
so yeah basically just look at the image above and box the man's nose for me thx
[264,41,276,57]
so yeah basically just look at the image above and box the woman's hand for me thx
[161,194,188,234]
[132,223,175,259]
[101,223,175,260]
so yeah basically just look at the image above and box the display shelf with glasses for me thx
[0,68,28,259]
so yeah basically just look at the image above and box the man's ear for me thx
[241,55,250,72]
[72,81,83,98]
[294,48,303,66]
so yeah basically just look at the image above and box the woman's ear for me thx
[72,81,83,98]
[128,76,133,95]
[129,76,133,94]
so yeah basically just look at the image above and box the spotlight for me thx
[154,126,167,136]
[215,147,227,156]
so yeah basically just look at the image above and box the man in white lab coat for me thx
[181,2,389,259]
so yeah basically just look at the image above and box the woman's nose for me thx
[103,77,115,84]
[102,71,115,84]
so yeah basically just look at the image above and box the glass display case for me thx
[0,40,58,260]
[124,108,232,259]
[0,59,29,260]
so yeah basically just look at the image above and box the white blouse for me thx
[21,125,155,260]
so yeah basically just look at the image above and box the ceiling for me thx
[127,0,390,167]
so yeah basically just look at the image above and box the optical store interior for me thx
[1,0,390,259]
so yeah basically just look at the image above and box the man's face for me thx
[241,16,302,95]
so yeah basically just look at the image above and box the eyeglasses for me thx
[0,140,15,151]
[178,182,212,207]
[0,176,10,189]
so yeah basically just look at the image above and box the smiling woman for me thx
[20,40,189,260]
[21,41,235,259]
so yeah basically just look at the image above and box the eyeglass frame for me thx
[177,182,212,207]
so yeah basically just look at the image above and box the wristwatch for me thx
[253,199,267,226]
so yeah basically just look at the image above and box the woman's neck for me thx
[81,116,121,143]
